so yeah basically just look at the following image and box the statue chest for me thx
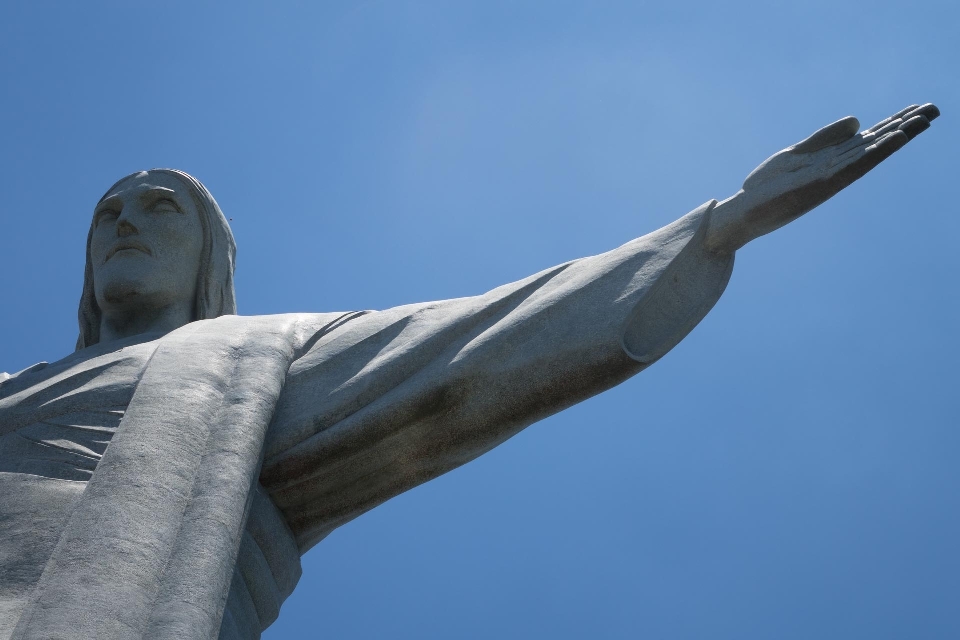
[0,340,157,481]
[0,335,304,640]
[0,341,155,637]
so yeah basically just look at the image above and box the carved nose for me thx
[117,219,138,237]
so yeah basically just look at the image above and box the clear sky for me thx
[1,2,957,638]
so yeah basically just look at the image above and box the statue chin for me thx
[96,277,150,309]
[94,262,180,312]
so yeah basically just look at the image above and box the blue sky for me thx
[1,2,957,638]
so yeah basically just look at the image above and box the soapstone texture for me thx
[0,104,939,640]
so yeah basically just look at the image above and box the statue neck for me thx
[98,302,194,344]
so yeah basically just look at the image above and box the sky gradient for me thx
[1,2,957,638]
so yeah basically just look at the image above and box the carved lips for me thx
[104,241,153,263]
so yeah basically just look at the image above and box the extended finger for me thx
[901,103,940,124]
[871,129,909,154]
[793,115,860,153]
[869,118,905,140]
[838,118,898,154]
[864,104,919,133]
[857,107,932,146]
[898,114,931,140]
[833,130,908,187]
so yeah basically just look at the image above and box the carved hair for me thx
[76,169,237,351]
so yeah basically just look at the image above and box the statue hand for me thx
[705,103,940,254]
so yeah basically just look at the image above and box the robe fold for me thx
[0,200,734,639]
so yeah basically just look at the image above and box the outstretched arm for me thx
[260,103,939,551]
[704,103,940,254]
[263,201,733,551]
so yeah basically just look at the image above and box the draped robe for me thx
[0,201,734,640]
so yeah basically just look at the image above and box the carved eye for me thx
[94,209,119,226]
[153,198,180,213]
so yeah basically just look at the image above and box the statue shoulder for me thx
[0,362,48,398]
[2,361,48,383]
[199,312,360,336]
[188,312,366,357]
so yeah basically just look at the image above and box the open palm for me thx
[706,103,940,253]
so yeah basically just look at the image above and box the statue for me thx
[0,104,939,640]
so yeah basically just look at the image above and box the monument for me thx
[0,103,940,640]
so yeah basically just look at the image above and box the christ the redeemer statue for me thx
[0,104,939,640]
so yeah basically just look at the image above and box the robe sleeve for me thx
[260,200,735,552]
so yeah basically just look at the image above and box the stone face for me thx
[0,104,939,640]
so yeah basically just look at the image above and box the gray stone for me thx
[0,104,939,640]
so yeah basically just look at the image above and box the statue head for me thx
[76,169,237,350]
